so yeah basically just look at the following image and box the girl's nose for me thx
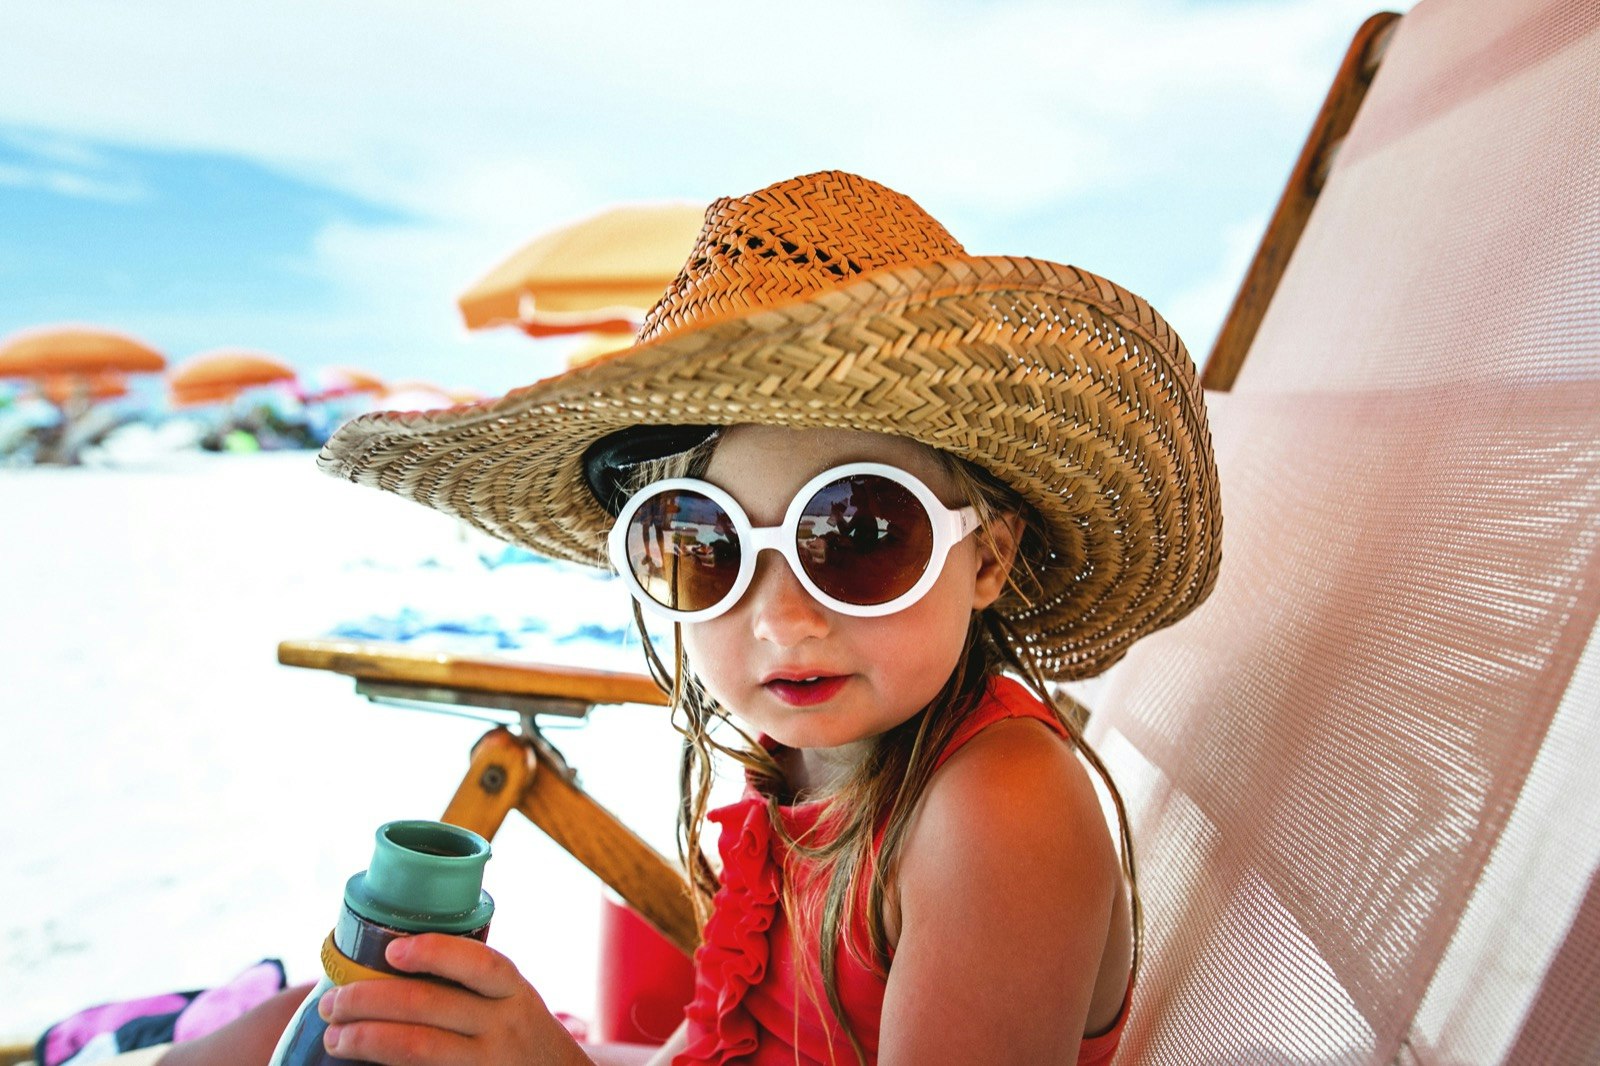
[747,549,829,646]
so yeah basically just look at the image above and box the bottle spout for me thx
[344,820,494,933]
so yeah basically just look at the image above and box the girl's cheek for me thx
[680,625,726,686]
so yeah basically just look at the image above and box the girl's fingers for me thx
[321,977,487,1036]
[383,934,528,1000]
[318,941,574,1065]
[323,1017,474,1066]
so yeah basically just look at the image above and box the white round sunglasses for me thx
[607,461,982,623]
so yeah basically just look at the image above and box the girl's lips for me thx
[764,675,849,707]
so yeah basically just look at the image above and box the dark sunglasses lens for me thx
[797,475,933,606]
[625,490,741,613]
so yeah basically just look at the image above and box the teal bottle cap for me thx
[344,820,494,933]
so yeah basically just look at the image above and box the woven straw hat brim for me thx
[320,253,1221,681]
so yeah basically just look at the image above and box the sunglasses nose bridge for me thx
[743,525,800,575]
[733,524,812,597]
[737,529,834,642]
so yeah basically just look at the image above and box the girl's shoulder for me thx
[884,677,1125,1056]
[912,673,1113,889]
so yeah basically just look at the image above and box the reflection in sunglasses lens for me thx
[626,491,740,613]
[799,476,932,605]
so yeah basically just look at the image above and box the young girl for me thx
[172,169,1221,1065]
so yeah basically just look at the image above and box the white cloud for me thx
[2,128,118,170]
[0,129,146,200]
[0,160,145,201]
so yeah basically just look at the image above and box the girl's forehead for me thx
[706,425,952,493]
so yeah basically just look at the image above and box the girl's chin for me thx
[754,713,892,756]
[733,707,852,751]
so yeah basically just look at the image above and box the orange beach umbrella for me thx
[0,325,165,380]
[0,326,164,413]
[169,350,297,407]
[457,203,706,338]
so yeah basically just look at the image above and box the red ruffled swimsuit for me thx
[674,674,1133,1065]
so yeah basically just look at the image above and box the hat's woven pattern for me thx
[322,173,1220,680]
[639,172,966,344]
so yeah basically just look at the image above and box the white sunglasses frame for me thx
[608,461,982,623]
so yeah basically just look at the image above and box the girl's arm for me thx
[878,718,1119,1065]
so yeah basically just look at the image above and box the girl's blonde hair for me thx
[621,430,1142,1063]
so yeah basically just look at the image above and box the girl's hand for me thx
[317,933,591,1066]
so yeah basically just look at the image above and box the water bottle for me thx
[267,819,495,1065]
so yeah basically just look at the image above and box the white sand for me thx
[0,452,713,1045]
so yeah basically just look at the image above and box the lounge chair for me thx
[1085,0,1600,1060]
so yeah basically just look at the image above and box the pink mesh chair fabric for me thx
[1080,0,1600,1062]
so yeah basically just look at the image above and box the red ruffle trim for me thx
[673,798,781,1065]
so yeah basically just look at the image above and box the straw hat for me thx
[320,170,1221,679]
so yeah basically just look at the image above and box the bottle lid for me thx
[344,820,494,933]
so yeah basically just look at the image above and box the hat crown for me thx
[637,171,966,344]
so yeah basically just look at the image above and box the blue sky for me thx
[0,0,1407,395]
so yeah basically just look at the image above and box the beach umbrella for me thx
[0,326,164,463]
[0,326,163,411]
[457,203,705,338]
[0,325,166,381]
[169,350,297,407]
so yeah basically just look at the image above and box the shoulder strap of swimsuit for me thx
[933,674,1071,772]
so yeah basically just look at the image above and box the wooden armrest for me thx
[277,638,668,707]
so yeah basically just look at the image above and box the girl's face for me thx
[682,425,1017,756]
